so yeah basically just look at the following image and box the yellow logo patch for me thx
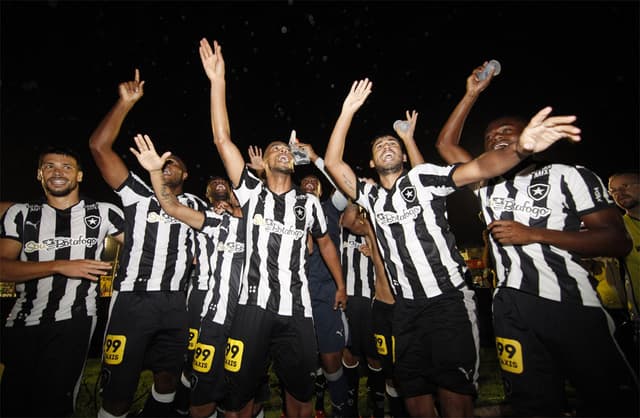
[374,333,388,355]
[224,338,244,372]
[495,337,523,374]
[192,343,215,373]
[188,328,198,351]
[103,335,126,365]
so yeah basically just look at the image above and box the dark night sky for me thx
[1,0,638,247]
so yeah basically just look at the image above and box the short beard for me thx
[45,183,77,197]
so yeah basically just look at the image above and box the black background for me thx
[2,0,638,246]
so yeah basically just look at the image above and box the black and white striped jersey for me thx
[190,208,217,292]
[355,164,469,300]
[1,198,125,326]
[340,229,375,299]
[115,172,207,292]
[234,168,327,318]
[198,210,245,329]
[475,163,615,307]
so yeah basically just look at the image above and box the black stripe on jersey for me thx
[246,189,266,306]
[366,187,400,297]
[135,201,159,291]
[160,221,182,291]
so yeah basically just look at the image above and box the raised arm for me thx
[436,63,494,165]
[130,134,206,229]
[89,69,145,189]
[324,79,373,200]
[199,38,245,187]
[452,107,581,187]
[0,238,112,283]
[393,110,425,167]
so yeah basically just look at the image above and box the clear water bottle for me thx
[477,59,501,81]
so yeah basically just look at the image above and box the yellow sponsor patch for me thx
[103,335,126,365]
[192,342,215,373]
[374,333,388,355]
[495,337,523,374]
[188,328,198,351]
[224,338,244,372]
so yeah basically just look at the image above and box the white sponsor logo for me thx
[252,214,304,240]
[375,206,421,225]
[24,235,99,253]
[147,212,181,224]
[490,197,551,219]
[217,241,245,253]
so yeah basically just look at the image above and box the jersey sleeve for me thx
[0,203,27,242]
[115,172,154,206]
[233,167,262,207]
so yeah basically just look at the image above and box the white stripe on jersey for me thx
[476,163,612,306]
[2,200,124,326]
[356,164,469,300]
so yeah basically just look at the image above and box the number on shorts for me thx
[103,335,126,365]
[495,337,523,374]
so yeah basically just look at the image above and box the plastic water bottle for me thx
[393,120,410,132]
[477,59,501,81]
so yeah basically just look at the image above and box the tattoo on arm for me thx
[342,174,356,196]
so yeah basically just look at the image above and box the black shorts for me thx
[371,298,395,380]
[1,316,96,417]
[223,304,317,411]
[393,288,480,398]
[345,295,378,360]
[493,287,638,417]
[100,290,188,404]
[190,320,229,406]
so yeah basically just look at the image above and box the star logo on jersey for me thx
[527,184,549,201]
[84,215,102,229]
[294,205,306,220]
[400,186,416,202]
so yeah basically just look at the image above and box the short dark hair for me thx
[38,146,83,170]
[369,134,406,155]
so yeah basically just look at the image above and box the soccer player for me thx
[323,78,582,417]
[89,69,207,418]
[436,62,638,417]
[0,146,125,417]
[198,38,346,418]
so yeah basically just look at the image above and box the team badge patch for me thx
[294,205,306,220]
[401,186,416,202]
[84,215,102,229]
[527,184,549,201]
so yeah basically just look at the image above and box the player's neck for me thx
[46,192,81,210]
[266,171,292,195]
